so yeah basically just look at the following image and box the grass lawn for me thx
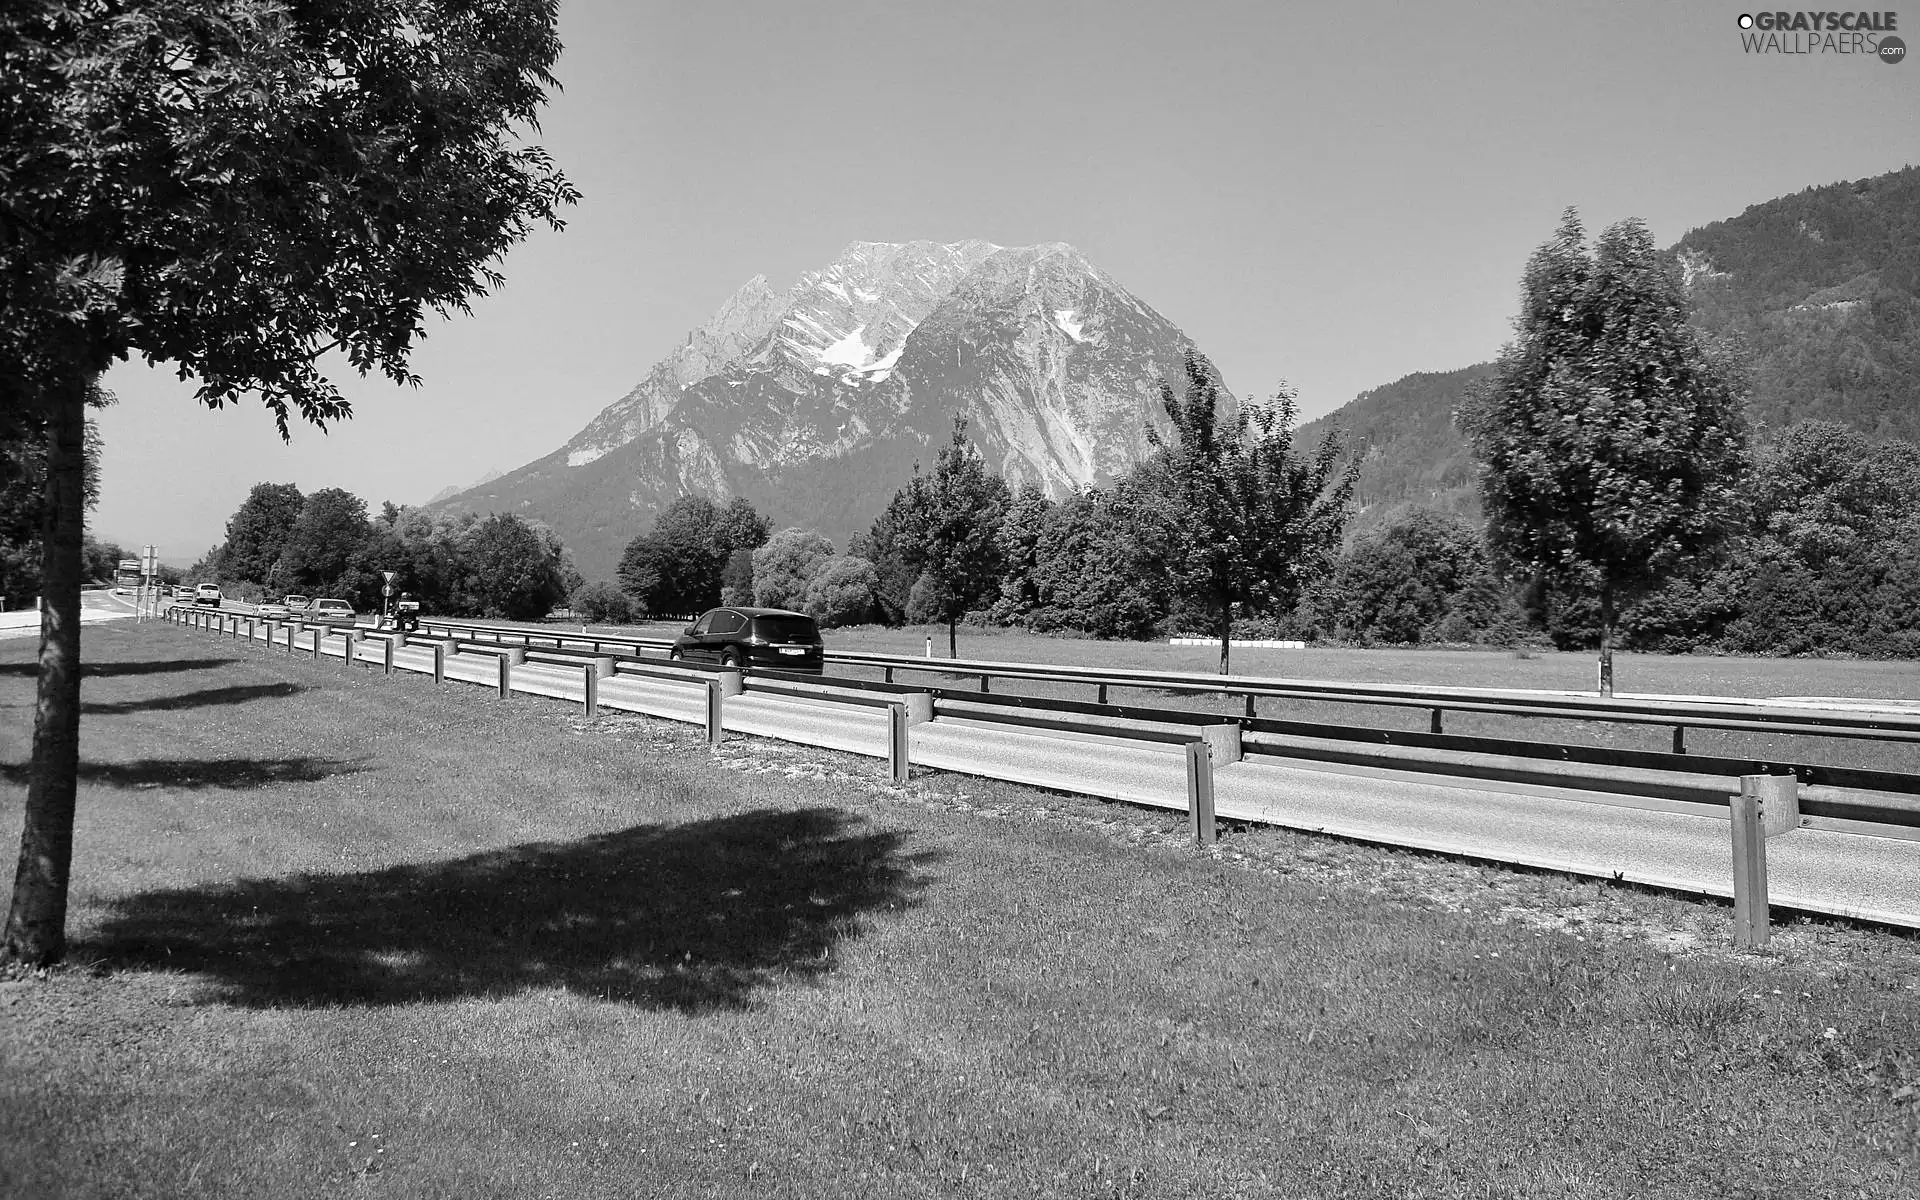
[3,623,1917,1198]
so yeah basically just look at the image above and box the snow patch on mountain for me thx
[1054,309,1086,341]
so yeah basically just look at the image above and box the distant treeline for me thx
[185,416,1916,660]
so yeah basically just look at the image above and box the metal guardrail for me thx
[407,614,1920,752]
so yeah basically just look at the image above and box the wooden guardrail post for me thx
[1185,741,1218,845]
[1731,774,1801,949]
[888,703,910,784]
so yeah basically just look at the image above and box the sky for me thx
[91,0,1920,564]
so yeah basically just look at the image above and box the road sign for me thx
[381,571,398,584]
[383,585,394,598]
[118,559,140,572]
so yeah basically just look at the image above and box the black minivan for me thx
[669,607,824,673]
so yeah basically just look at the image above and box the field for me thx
[4,624,1919,1198]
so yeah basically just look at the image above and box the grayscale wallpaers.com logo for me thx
[1736,11,1905,59]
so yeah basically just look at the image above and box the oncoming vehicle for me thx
[256,600,290,619]
[669,607,824,673]
[194,583,222,608]
[307,598,357,626]
[283,595,311,613]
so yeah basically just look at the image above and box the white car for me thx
[257,600,290,619]
[308,598,358,626]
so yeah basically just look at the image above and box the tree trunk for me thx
[1218,601,1231,677]
[947,615,957,660]
[4,377,89,966]
[1597,581,1615,699]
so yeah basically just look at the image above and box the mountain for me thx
[1299,164,1920,535]
[427,467,505,506]
[431,240,1223,579]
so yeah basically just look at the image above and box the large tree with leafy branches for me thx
[1,0,576,965]
[1456,210,1749,696]
[1147,351,1358,675]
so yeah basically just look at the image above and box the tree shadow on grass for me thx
[89,808,935,1013]
[82,681,308,715]
[0,657,241,678]
[0,756,369,790]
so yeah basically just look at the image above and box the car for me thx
[256,600,290,619]
[669,606,824,673]
[194,583,222,608]
[307,598,357,626]
[283,595,311,612]
[173,585,195,600]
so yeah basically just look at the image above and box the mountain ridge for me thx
[430,239,1221,578]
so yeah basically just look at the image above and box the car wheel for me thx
[668,649,683,662]
[722,649,744,670]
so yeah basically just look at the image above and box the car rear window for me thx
[752,615,819,643]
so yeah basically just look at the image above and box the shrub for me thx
[572,579,636,624]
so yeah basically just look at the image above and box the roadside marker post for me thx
[383,637,394,674]
[1731,774,1801,949]
[888,703,910,785]
[706,678,724,746]
[432,643,445,684]
[346,629,362,668]
[497,654,511,699]
[1185,740,1218,845]
[312,628,323,661]
[583,663,599,717]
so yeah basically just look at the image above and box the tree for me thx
[803,556,880,627]
[1146,351,1358,674]
[1456,211,1749,696]
[274,488,370,595]
[752,528,836,611]
[616,496,768,618]
[572,579,636,625]
[2,0,574,966]
[219,482,304,585]
[881,417,1012,657]
[459,513,569,620]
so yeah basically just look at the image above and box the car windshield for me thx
[752,615,819,643]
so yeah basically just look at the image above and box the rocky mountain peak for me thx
[434,239,1222,577]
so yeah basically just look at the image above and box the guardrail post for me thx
[312,628,323,661]
[706,677,725,746]
[346,629,361,667]
[583,663,599,716]
[497,653,511,699]
[430,642,445,683]
[382,637,394,674]
[719,669,744,698]
[888,703,910,784]
[1186,741,1218,845]
[1730,774,1801,949]
[1673,725,1687,755]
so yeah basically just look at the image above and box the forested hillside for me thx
[1298,165,1920,528]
